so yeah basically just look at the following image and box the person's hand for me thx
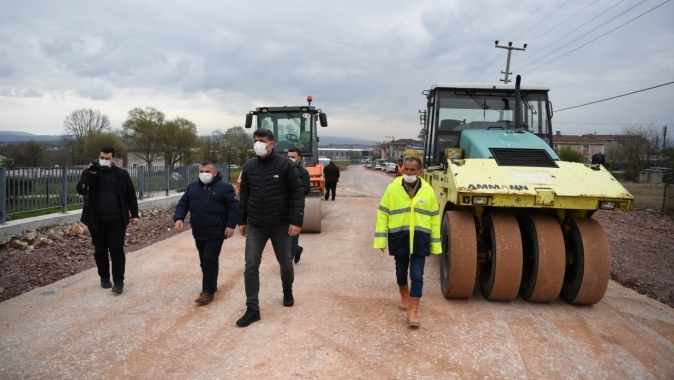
[225,227,234,239]
[174,220,183,233]
[239,225,247,237]
[288,224,301,236]
[130,218,140,226]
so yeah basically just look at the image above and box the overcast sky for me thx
[1,0,673,142]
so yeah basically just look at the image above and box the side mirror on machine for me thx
[319,113,328,127]
[245,113,252,129]
[546,101,554,119]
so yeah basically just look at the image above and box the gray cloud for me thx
[0,0,672,139]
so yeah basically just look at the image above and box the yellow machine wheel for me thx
[440,211,477,299]
[480,214,523,301]
[560,218,610,305]
[518,215,565,302]
[302,197,322,233]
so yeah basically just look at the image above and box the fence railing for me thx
[0,164,231,225]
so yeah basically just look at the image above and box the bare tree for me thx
[62,109,111,164]
[122,107,164,167]
[615,126,662,181]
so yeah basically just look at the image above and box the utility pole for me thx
[495,41,527,84]
[385,135,394,161]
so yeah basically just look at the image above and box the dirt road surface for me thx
[1,166,673,379]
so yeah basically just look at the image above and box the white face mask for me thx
[403,174,417,183]
[254,141,269,156]
[199,173,213,184]
[99,159,112,168]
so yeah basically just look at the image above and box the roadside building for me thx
[552,132,605,163]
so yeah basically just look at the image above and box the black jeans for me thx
[195,238,225,293]
[325,182,337,200]
[244,224,294,311]
[90,218,127,284]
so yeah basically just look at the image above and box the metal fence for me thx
[664,174,674,215]
[0,164,231,224]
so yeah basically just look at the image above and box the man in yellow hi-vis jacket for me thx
[374,156,441,327]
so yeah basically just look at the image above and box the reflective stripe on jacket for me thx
[373,176,441,256]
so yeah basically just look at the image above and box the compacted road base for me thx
[1,166,673,379]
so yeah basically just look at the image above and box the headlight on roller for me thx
[599,201,616,210]
[472,196,488,205]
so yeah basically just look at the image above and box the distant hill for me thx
[0,131,61,143]
[317,136,378,146]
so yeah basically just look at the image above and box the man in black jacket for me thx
[323,159,340,201]
[173,161,239,305]
[287,148,310,264]
[236,128,305,327]
[76,146,140,294]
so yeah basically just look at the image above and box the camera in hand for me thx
[89,159,100,172]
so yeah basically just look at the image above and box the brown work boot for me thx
[398,285,410,310]
[195,292,214,305]
[407,297,420,327]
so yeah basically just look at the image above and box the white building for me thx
[317,148,373,161]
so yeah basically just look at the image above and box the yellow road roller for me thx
[419,76,633,305]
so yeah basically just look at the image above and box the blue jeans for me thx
[290,234,300,260]
[194,238,225,293]
[244,224,294,311]
[394,253,426,298]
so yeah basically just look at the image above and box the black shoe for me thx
[236,308,261,327]
[283,289,294,307]
[111,283,124,294]
[100,279,112,289]
[294,246,303,264]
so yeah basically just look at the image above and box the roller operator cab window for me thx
[259,112,314,155]
[429,89,552,164]
[436,90,550,135]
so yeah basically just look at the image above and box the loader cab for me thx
[245,102,327,167]
[422,83,554,167]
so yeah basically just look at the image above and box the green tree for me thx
[348,151,362,161]
[555,146,585,163]
[219,126,252,166]
[62,108,111,164]
[82,132,126,164]
[122,107,164,167]
[20,141,47,167]
[158,117,198,167]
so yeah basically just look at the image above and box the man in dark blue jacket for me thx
[236,128,305,327]
[173,161,239,305]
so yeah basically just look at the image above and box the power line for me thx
[460,48,492,82]
[555,81,674,112]
[514,0,626,68]
[555,122,673,126]
[523,0,671,74]
[471,50,504,82]
[527,0,600,45]
[511,0,572,42]
[499,0,553,40]
[461,1,552,83]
